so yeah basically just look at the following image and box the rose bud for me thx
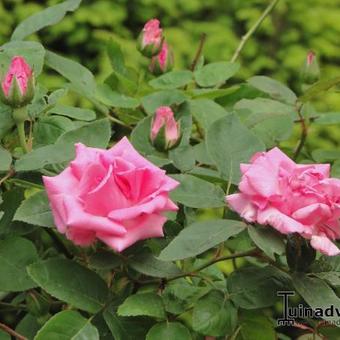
[301,50,320,85]
[149,41,174,75]
[0,56,34,108]
[150,106,180,151]
[286,233,316,272]
[137,19,163,58]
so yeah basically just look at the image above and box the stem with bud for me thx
[13,106,29,153]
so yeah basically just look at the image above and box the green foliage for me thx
[159,220,246,261]
[28,258,109,313]
[34,310,99,340]
[117,293,166,319]
[0,1,340,339]
[0,237,38,291]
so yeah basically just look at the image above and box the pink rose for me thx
[149,41,174,75]
[150,106,180,150]
[226,147,340,256]
[1,56,34,107]
[137,19,163,57]
[43,137,179,252]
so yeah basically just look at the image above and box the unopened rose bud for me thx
[286,233,316,272]
[150,106,180,151]
[301,51,320,85]
[137,19,163,58]
[149,41,174,75]
[0,56,34,108]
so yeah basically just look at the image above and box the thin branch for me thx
[27,119,33,152]
[106,111,132,130]
[0,322,27,340]
[230,0,280,63]
[166,248,258,282]
[0,301,27,310]
[7,178,44,190]
[190,33,207,71]
[0,168,15,186]
[293,103,308,160]
[129,248,258,285]
[89,98,132,129]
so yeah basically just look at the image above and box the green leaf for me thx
[27,258,109,313]
[235,98,295,147]
[130,116,161,156]
[189,167,224,183]
[206,114,265,183]
[190,86,240,100]
[141,90,187,115]
[228,266,289,309]
[159,219,246,261]
[299,76,340,102]
[168,112,194,171]
[33,116,75,147]
[239,310,276,340]
[193,142,214,165]
[293,273,340,324]
[35,310,99,340]
[332,160,340,178]
[130,117,172,167]
[312,149,340,162]
[194,62,239,87]
[89,251,122,270]
[129,251,182,278]
[0,105,15,139]
[106,39,139,94]
[48,104,96,121]
[168,145,195,172]
[96,84,140,109]
[0,41,45,76]
[146,322,192,340]
[314,112,340,125]
[15,119,111,172]
[192,290,237,336]
[14,191,54,228]
[11,0,81,41]
[189,99,229,132]
[0,237,38,291]
[0,147,12,172]
[0,330,10,340]
[313,272,340,287]
[107,39,128,77]
[104,304,153,340]
[247,76,297,104]
[149,71,193,90]
[117,293,166,319]
[16,314,40,340]
[0,189,25,235]
[162,278,209,315]
[248,226,285,260]
[45,50,96,98]
[170,174,225,208]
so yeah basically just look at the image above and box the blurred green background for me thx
[1,0,340,149]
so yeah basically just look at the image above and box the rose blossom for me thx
[43,137,179,252]
[226,147,340,256]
